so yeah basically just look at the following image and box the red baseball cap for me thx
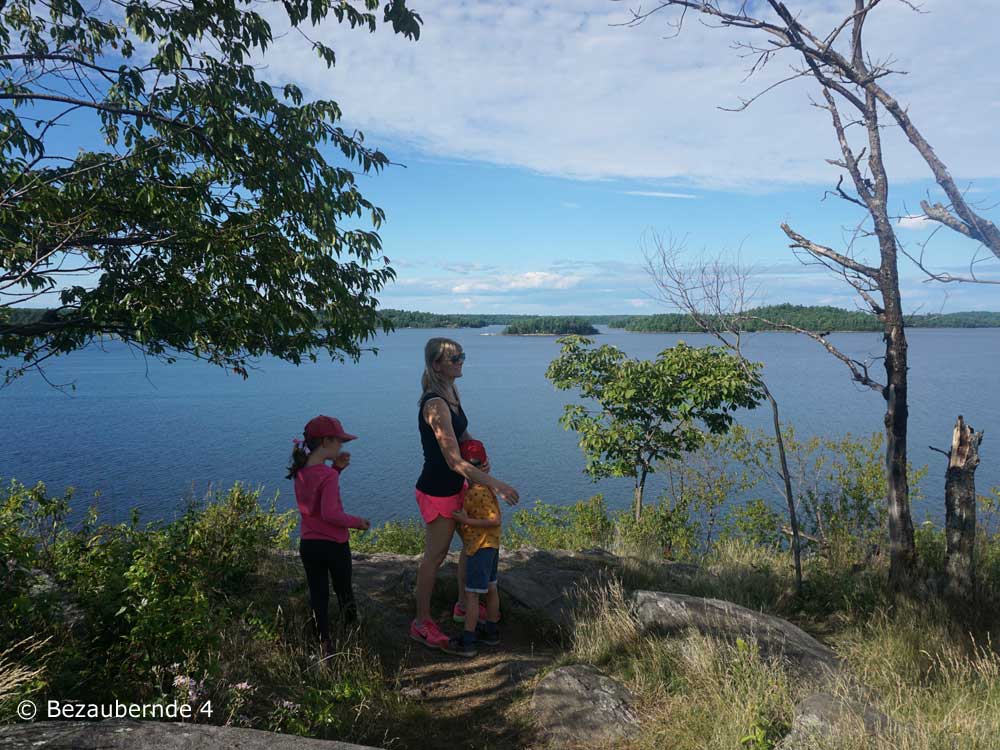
[303,415,357,442]
[460,439,487,465]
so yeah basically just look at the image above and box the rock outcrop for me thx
[776,692,897,749]
[0,721,379,749]
[631,590,841,681]
[531,664,639,747]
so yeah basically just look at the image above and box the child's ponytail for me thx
[286,437,323,479]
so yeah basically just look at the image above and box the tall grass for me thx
[563,574,1000,750]
[565,579,799,750]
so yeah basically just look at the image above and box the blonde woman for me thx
[409,337,519,652]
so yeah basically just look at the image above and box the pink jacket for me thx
[294,464,365,543]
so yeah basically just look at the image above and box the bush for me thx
[504,495,614,550]
[915,520,947,576]
[613,501,698,560]
[0,480,295,703]
[351,519,425,555]
[722,499,785,550]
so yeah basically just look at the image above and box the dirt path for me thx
[386,603,557,750]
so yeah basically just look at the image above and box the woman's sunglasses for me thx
[444,352,466,364]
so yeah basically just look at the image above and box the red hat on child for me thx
[460,439,487,465]
[304,415,357,442]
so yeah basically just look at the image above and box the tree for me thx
[644,240,804,593]
[0,0,422,385]
[622,0,999,587]
[546,335,764,521]
[934,416,985,604]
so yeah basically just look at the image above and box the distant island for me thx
[503,316,599,336]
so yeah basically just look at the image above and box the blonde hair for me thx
[420,337,462,406]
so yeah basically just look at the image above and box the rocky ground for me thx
[2,548,898,750]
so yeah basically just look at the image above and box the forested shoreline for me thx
[7,305,998,334]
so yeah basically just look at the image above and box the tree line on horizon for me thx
[8,304,1000,335]
[609,304,1000,333]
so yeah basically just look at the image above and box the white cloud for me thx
[379,257,999,314]
[260,1,1000,187]
[898,214,933,230]
[560,201,581,209]
[624,191,699,199]
[451,271,583,294]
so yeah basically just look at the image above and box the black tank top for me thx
[416,391,469,497]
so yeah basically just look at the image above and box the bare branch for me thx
[781,223,881,279]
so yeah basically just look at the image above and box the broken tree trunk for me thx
[944,416,984,602]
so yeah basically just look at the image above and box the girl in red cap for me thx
[288,415,371,654]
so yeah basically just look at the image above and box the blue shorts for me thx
[465,547,499,594]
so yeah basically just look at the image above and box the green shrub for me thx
[0,480,296,701]
[722,499,785,550]
[613,500,698,560]
[504,495,614,550]
[351,519,425,555]
[915,520,947,576]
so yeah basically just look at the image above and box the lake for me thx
[1,327,997,526]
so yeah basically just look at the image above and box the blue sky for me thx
[270,0,1000,314]
[24,0,1000,314]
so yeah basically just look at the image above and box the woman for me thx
[409,337,519,650]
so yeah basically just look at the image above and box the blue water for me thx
[1,327,997,525]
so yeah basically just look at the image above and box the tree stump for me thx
[944,416,984,602]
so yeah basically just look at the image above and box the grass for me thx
[562,579,798,750]
[557,557,1000,750]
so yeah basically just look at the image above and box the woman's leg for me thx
[414,516,455,623]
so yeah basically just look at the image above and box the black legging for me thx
[299,538,357,644]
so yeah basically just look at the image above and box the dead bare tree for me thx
[644,237,804,594]
[620,0,998,587]
[931,416,984,603]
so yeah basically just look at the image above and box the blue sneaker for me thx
[441,635,477,658]
[477,623,500,646]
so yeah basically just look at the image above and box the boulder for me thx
[776,693,897,749]
[631,590,840,681]
[343,548,617,629]
[531,665,639,746]
[497,547,617,627]
[0,721,379,749]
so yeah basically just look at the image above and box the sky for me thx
[27,0,1000,314]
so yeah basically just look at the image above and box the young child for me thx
[287,415,371,654]
[448,439,502,658]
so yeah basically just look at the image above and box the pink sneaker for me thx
[452,601,488,624]
[409,619,450,650]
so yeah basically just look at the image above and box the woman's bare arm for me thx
[424,398,519,503]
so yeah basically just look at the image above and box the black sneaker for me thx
[441,636,477,658]
[477,625,500,646]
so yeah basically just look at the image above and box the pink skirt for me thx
[415,486,465,524]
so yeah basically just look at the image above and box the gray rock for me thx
[631,590,840,681]
[333,547,617,628]
[531,665,639,746]
[776,692,896,749]
[497,547,617,627]
[0,720,380,749]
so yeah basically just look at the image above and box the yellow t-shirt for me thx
[458,483,501,556]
